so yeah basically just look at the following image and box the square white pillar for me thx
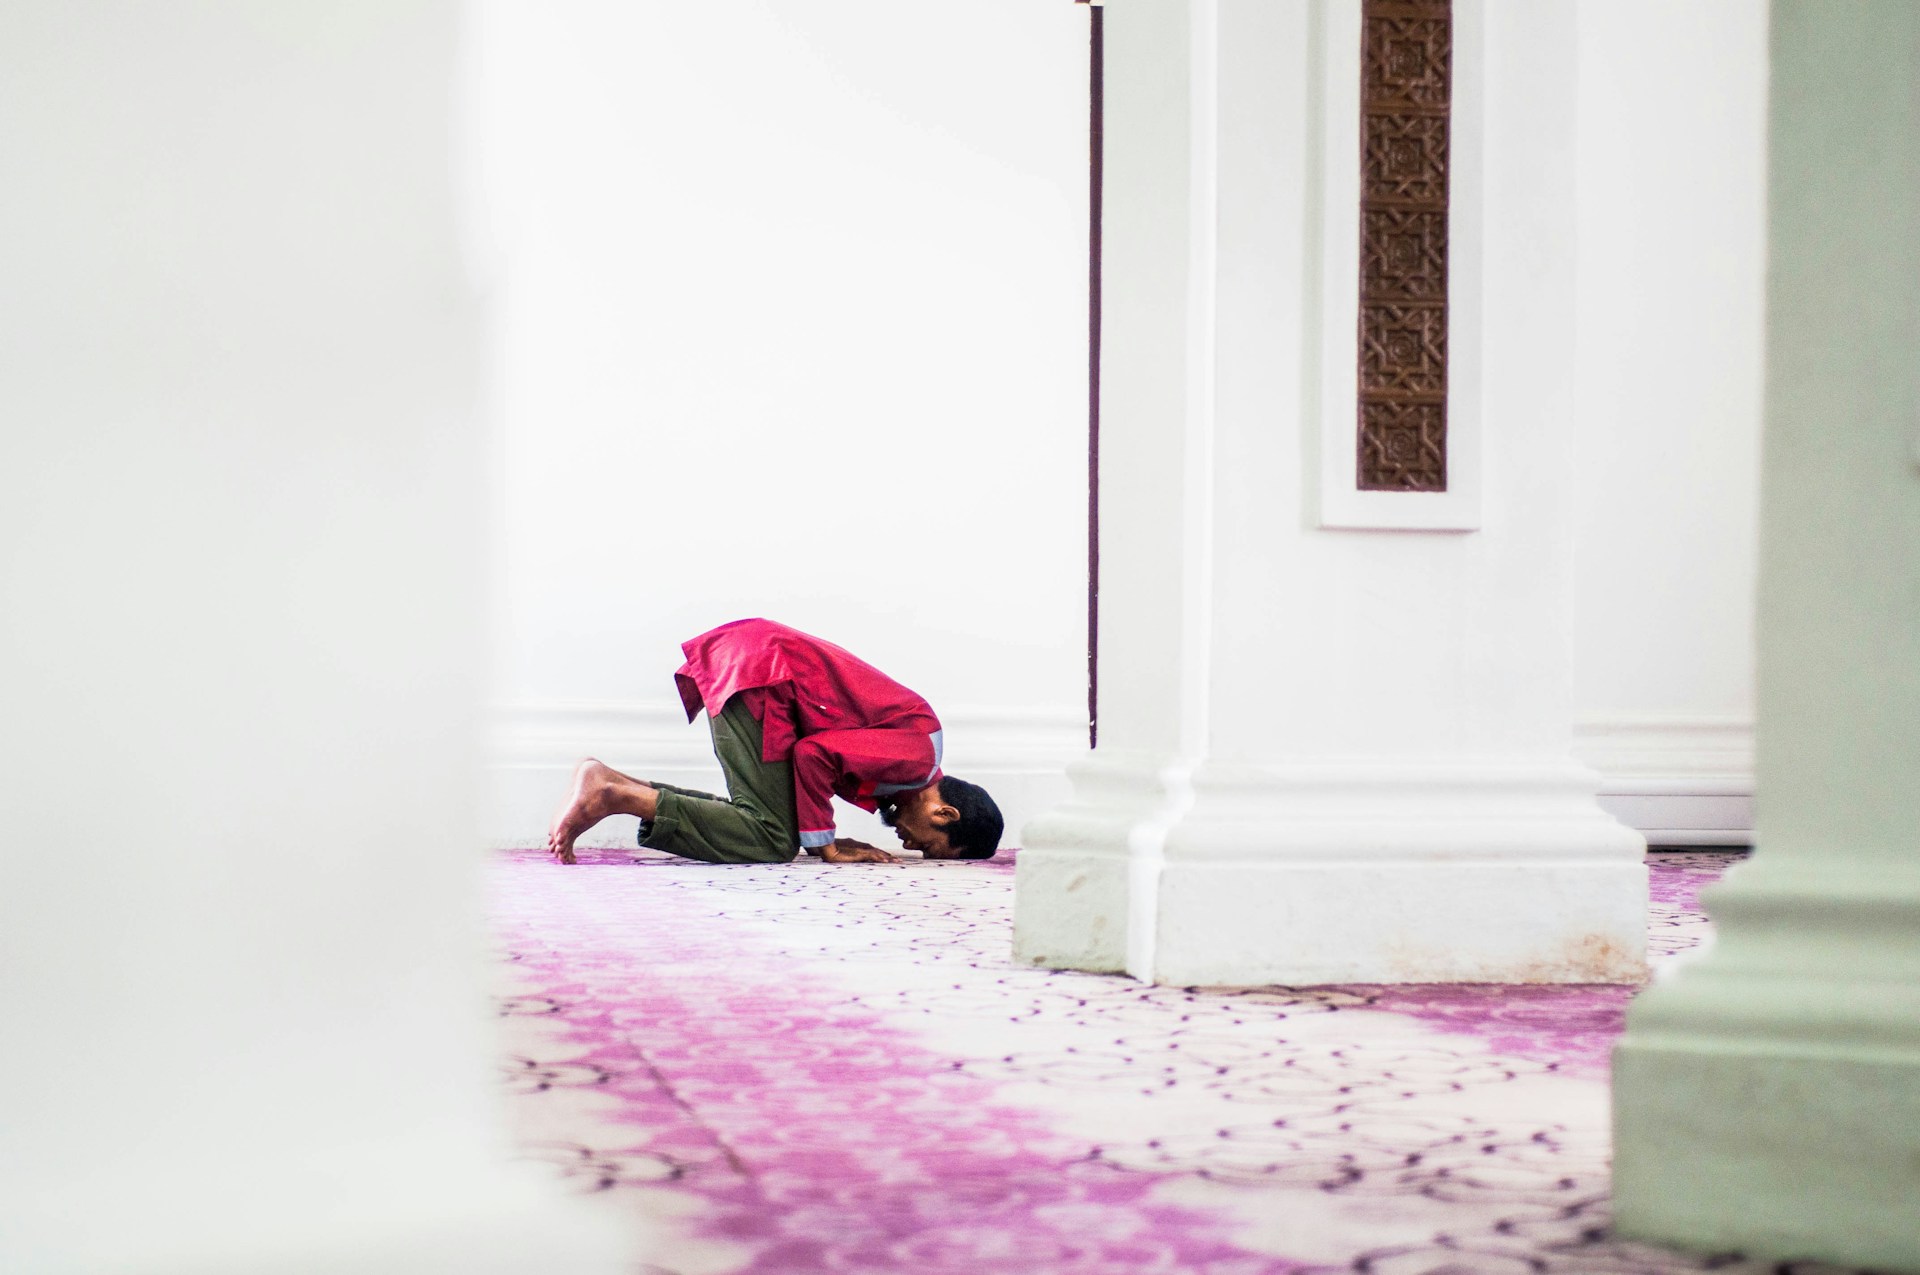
[1017,0,1647,986]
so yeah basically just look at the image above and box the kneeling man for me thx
[547,618,1003,865]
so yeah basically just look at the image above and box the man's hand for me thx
[819,838,899,864]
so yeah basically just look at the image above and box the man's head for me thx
[878,776,1004,860]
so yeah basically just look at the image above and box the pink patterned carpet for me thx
[487,848,1858,1275]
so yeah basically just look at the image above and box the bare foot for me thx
[546,758,621,864]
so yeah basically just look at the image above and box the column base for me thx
[1152,855,1646,985]
[1614,1040,1920,1270]
[1016,754,1648,985]
[1612,864,1920,1271]
[1013,749,1190,975]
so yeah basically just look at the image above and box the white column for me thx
[0,5,626,1271]
[1612,4,1920,1269]
[1016,0,1647,985]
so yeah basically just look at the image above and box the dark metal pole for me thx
[1087,4,1104,750]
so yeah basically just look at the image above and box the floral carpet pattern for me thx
[488,848,1858,1275]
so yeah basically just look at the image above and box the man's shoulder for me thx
[691,616,781,644]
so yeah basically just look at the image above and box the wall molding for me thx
[485,698,1085,850]
[1574,714,1755,846]
[488,704,1756,849]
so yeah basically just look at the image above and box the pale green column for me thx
[1611,2,1920,1268]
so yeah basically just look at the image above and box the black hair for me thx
[936,775,1003,860]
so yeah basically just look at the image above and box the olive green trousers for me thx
[640,695,801,864]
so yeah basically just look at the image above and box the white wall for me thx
[1569,0,1769,843]
[469,0,1092,846]
[470,0,1769,852]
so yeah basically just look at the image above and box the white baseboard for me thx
[1575,715,1755,846]
[489,706,1758,851]
[485,698,1083,851]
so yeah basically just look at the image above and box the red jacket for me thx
[674,618,944,849]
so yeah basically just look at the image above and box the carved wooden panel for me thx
[1358,0,1451,492]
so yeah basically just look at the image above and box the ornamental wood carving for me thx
[1358,0,1451,491]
